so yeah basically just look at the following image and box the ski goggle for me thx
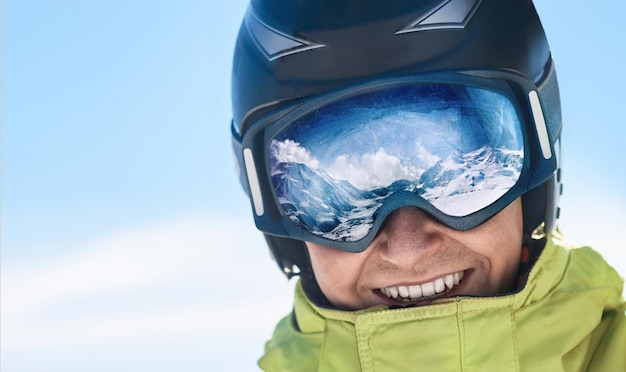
[233,70,559,252]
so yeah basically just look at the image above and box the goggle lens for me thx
[269,83,524,242]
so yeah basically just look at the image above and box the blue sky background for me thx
[2,1,625,371]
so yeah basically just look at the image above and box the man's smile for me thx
[377,270,465,303]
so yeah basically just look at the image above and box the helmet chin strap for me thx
[264,233,308,279]
[515,232,547,291]
[264,233,335,308]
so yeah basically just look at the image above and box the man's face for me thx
[306,198,524,310]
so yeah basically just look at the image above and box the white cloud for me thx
[2,215,295,350]
[271,139,424,190]
[4,298,293,349]
[415,141,441,168]
[328,148,421,189]
[4,217,220,317]
[270,139,319,169]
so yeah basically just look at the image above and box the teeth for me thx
[421,282,435,297]
[379,271,465,302]
[444,274,454,289]
[409,284,422,298]
[456,271,464,284]
[434,278,445,293]
[389,286,399,299]
[398,286,409,298]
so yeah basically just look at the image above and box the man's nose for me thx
[374,207,442,266]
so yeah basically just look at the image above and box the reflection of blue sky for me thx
[2,1,626,371]
[279,85,523,170]
[271,85,524,191]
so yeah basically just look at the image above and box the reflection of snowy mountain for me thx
[272,162,384,241]
[271,146,522,241]
[419,146,522,205]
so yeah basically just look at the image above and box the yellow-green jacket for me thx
[259,235,626,371]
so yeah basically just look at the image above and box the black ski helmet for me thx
[231,0,562,278]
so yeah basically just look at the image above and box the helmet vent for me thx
[396,0,483,34]
[245,7,325,61]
